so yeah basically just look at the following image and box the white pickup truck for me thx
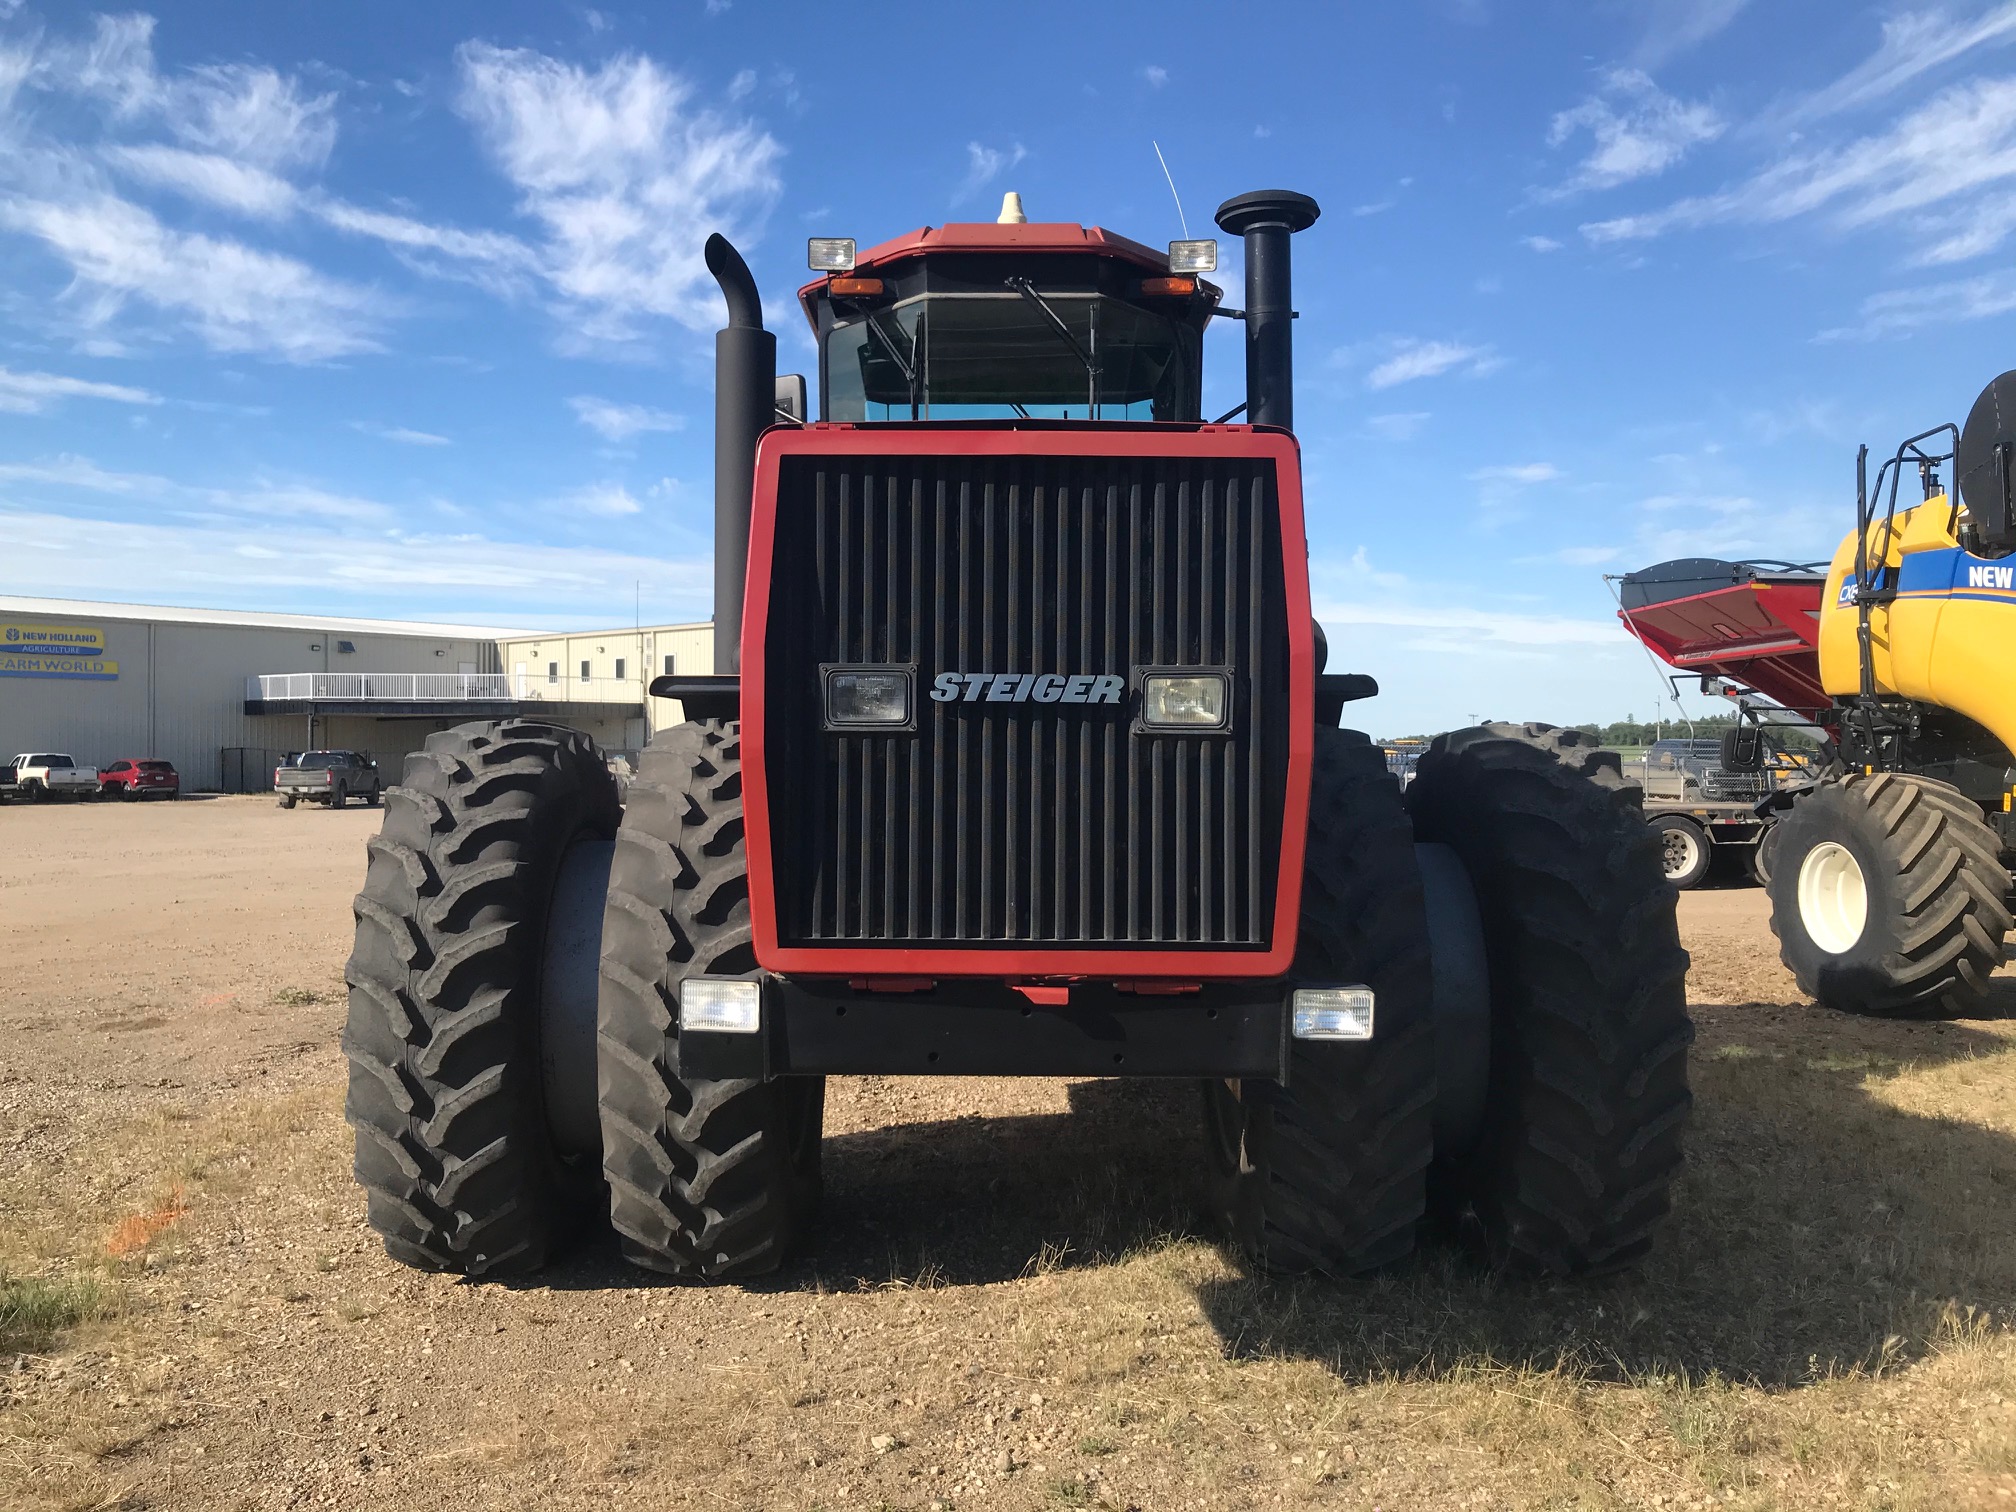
[9,753,100,801]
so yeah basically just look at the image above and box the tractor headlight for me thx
[1167,238,1218,273]
[679,977,762,1035]
[824,667,912,728]
[1291,986,1375,1041]
[807,237,857,272]
[1141,672,1229,728]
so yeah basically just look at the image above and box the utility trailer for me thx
[342,190,1691,1283]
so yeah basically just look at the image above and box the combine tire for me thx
[1767,772,2011,1019]
[1202,726,1437,1276]
[1653,815,1711,890]
[342,720,620,1274]
[597,721,824,1279]
[1407,723,1692,1276]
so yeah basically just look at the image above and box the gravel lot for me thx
[2,793,2012,1511]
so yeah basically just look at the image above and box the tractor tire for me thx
[1749,823,1781,888]
[1202,726,1437,1276]
[342,720,620,1275]
[1407,723,1692,1276]
[1767,772,2011,1019]
[1653,815,1712,890]
[597,720,824,1279]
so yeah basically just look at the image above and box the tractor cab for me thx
[797,198,1222,423]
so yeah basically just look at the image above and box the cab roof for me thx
[795,221,1172,329]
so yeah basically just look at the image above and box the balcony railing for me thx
[248,672,646,705]
[250,673,511,702]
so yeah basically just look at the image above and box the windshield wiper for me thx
[1006,277,1099,418]
[860,308,920,417]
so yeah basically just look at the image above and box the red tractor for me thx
[343,190,1690,1282]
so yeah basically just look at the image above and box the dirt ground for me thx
[2,796,2012,1511]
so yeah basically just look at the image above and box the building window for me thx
[614,658,626,680]
[547,662,558,683]
[580,660,591,682]
[663,654,675,676]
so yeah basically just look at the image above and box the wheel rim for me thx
[1796,840,1868,954]
[1661,826,1701,878]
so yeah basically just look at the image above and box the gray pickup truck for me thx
[275,750,381,809]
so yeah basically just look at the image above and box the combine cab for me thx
[340,190,1691,1284]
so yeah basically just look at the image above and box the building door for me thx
[514,662,527,697]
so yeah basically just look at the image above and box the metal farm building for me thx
[0,596,714,792]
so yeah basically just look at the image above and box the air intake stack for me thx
[705,233,775,675]
[1214,190,1320,432]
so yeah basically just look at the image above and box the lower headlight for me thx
[825,668,911,727]
[678,977,763,1035]
[1290,986,1375,1041]
[1141,672,1229,727]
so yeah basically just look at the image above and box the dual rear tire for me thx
[1205,723,1693,1277]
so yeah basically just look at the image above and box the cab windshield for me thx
[824,292,1197,422]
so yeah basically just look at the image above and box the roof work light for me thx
[1167,239,1218,273]
[807,237,856,272]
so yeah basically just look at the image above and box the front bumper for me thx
[677,976,1290,1082]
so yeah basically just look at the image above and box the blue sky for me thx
[3,1,2015,735]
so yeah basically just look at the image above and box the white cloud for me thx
[0,506,711,618]
[1353,200,1394,217]
[728,68,756,101]
[1364,411,1430,441]
[52,14,335,171]
[569,395,684,441]
[353,422,450,446]
[1631,0,1750,67]
[566,481,644,516]
[1470,462,1561,484]
[1816,272,2016,339]
[1365,339,1501,389]
[0,365,159,414]
[104,144,298,217]
[1557,544,1622,566]
[454,42,784,343]
[1142,65,1169,88]
[1,194,386,360]
[1544,69,1723,198]
[960,140,1028,200]
[1583,75,2016,258]
[1521,234,1564,252]
[1773,4,2016,128]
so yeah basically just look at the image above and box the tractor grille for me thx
[762,448,1290,951]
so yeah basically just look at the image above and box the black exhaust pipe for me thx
[1213,190,1320,432]
[705,232,775,676]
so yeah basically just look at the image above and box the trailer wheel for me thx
[1767,772,2011,1019]
[597,720,824,1279]
[342,720,620,1274]
[1750,823,1781,887]
[1203,727,1437,1276]
[1407,723,1692,1276]
[1653,815,1712,890]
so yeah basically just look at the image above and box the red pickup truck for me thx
[99,759,180,800]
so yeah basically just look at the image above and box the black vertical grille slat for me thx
[766,449,1286,951]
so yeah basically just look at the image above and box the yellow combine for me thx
[1753,372,2016,1016]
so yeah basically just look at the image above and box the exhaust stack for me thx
[705,233,775,675]
[1213,190,1320,431]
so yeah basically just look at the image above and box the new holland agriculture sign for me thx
[0,623,118,681]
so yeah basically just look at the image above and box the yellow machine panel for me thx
[1818,495,2016,762]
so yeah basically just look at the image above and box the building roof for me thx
[0,594,543,640]
[500,620,713,642]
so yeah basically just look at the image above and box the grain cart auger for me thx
[342,191,1691,1283]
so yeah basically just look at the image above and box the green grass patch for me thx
[0,1268,111,1354]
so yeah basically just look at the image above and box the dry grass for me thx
[1,848,2012,1509]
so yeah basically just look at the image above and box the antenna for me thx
[1152,140,1188,239]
